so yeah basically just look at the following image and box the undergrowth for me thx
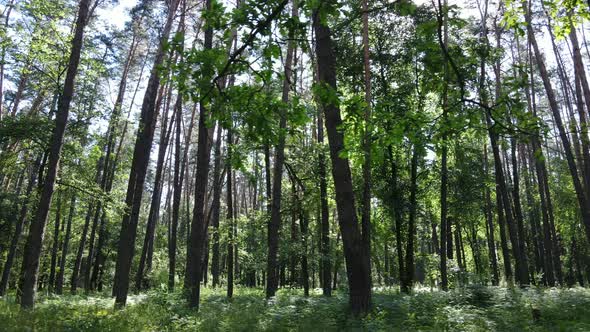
[1,286,590,331]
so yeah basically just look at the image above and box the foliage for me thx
[2,287,590,331]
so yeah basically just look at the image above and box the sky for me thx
[96,0,138,30]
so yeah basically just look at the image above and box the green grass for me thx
[1,286,590,331]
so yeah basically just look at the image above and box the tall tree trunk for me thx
[70,203,94,292]
[525,1,590,255]
[56,193,75,294]
[113,0,179,307]
[19,0,91,308]
[523,36,555,286]
[135,89,175,291]
[0,156,40,296]
[390,150,405,289]
[0,0,14,120]
[403,144,419,292]
[209,125,223,288]
[360,0,372,291]
[569,17,590,200]
[318,104,331,296]
[521,144,543,280]
[496,187,513,280]
[168,4,187,291]
[266,0,297,298]
[438,0,449,291]
[186,0,215,309]
[483,146,499,285]
[491,19,527,285]
[227,126,234,298]
[313,5,371,315]
[510,138,530,283]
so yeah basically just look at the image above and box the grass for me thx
[1,285,590,331]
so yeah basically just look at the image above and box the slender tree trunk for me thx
[521,144,543,280]
[136,90,175,291]
[569,17,590,199]
[318,107,331,296]
[210,125,223,288]
[483,146,499,285]
[19,0,91,308]
[290,184,298,286]
[525,1,590,253]
[266,0,297,298]
[113,0,179,307]
[186,0,215,309]
[56,194,75,294]
[438,0,450,291]
[313,6,371,314]
[404,144,419,292]
[510,138,530,283]
[360,0,372,291]
[496,187,513,280]
[390,150,405,290]
[84,200,102,292]
[0,156,40,296]
[0,0,14,120]
[70,202,94,293]
[227,127,234,298]
[491,19,527,285]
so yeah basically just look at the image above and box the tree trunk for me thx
[525,1,590,256]
[113,0,179,307]
[0,156,40,296]
[227,127,234,298]
[390,150,405,290]
[318,106,331,296]
[186,0,215,309]
[313,6,371,315]
[266,0,297,298]
[135,88,175,292]
[483,146,499,285]
[56,194,75,294]
[360,0,372,292]
[491,20,527,285]
[403,144,419,292]
[70,202,94,293]
[19,0,91,308]
[210,124,223,288]
[0,0,14,120]
[439,0,450,291]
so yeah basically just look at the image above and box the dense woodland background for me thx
[3,0,590,328]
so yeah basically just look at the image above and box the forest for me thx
[2,0,590,330]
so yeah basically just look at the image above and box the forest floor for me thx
[1,286,589,331]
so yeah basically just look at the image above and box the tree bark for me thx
[525,1,590,258]
[135,88,176,291]
[56,193,75,294]
[186,0,215,308]
[227,127,235,298]
[403,144,419,292]
[209,125,223,288]
[483,146,499,285]
[19,0,91,308]
[113,0,179,307]
[313,5,371,315]
[0,156,40,296]
[360,0,372,291]
[266,0,297,298]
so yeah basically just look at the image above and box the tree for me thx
[112,0,180,307]
[313,1,371,315]
[19,0,93,309]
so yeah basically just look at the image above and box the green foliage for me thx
[2,287,590,331]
